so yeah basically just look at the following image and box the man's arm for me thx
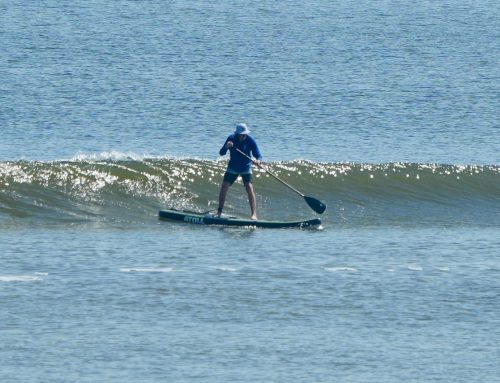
[251,139,263,161]
[219,137,233,156]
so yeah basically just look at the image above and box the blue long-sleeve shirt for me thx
[219,134,262,173]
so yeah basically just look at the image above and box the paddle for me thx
[235,148,327,214]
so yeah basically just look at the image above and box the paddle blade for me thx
[304,196,327,214]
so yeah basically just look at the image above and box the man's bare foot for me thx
[250,215,258,220]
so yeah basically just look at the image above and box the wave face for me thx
[1,157,499,228]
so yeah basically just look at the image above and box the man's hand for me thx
[226,141,234,149]
[253,159,262,167]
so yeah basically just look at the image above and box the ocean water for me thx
[1,1,499,382]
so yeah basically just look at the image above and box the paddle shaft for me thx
[235,148,305,198]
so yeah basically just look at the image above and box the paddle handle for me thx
[235,148,305,197]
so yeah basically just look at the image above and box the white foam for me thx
[70,150,151,162]
[120,267,174,273]
[69,151,210,162]
[215,266,238,272]
[324,267,358,273]
[0,275,41,282]
[408,265,423,271]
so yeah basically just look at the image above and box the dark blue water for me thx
[1,1,499,382]
[1,0,498,163]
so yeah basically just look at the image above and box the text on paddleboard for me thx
[184,216,205,224]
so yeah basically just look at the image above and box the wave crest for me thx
[1,158,498,227]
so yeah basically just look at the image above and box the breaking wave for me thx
[1,155,499,228]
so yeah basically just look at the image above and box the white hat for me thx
[235,123,251,135]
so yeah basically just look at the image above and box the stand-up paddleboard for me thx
[159,209,321,229]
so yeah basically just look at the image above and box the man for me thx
[217,123,262,220]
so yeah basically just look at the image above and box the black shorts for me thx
[223,172,252,185]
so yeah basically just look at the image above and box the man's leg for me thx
[217,181,231,217]
[244,181,257,220]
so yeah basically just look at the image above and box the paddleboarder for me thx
[217,123,262,220]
